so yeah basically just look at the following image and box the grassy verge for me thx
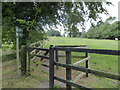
[2,60,49,88]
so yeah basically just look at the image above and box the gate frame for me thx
[49,45,120,89]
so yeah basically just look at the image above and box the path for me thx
[0,50,16,56]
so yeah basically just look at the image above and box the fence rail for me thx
[55,45,89,47]
[49,45,120,89]
[34,54,49,59]
[55,47,120,55]
[29,47,49,51]
[54,61,120,81]
[54,76,92,90]
[23,45,120,89]
[73,56,90,65]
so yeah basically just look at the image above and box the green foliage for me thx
[2,53,16,62]
[82,18,120,40]
[46,30,61,36]
[2,2,112,47]
[67,25,81,37]
[63,2,111,37]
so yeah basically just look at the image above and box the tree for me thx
[83,17,120,40]
[46,30,61,36]
[2,2,112,47]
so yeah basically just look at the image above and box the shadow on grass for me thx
[2,53,16,62]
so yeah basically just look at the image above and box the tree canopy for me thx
[46,30,61,36]
[2,2,112,47]
[82,17,120,40]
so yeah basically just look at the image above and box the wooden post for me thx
[20,45,27,76]
[27,46,30,75]
[55,49,59,69]
[85,52,89,77]
[66,51,72,89]
[49,45,54,88]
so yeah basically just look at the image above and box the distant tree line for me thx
[46,30,61,36]
[81,17,120,40]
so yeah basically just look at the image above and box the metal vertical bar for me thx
[49,45,54,88]
[66,51,72,89]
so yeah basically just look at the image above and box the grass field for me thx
[46,37,119,73]
[45,37,119,50]
[2,37,119,88]
[46,37,119,88]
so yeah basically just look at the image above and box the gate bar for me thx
[54,62,120,81]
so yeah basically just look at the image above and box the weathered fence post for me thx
[66,51,72,89]
[27,46,30,75]
[85,52,89,77]
[55,46,59,69]
[49,45,54,88]
[20,45,27,76]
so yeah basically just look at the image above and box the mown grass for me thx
[45,37,119,88]
[45,37,118,50]
[45,37,118,73]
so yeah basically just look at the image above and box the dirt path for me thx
[33,51,85,88]
[0,50,16,55]
[36,81,49,88]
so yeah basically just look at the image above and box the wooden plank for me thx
[49,45,54,88]
[55,49,59,69]
[41,50,49,61]
[27,48,30,75]
[34,54,49,59]
[30,41,42,46]
[20,45,27,76]
[72,72,85,83]
[59,55,86,58]
[66,51,72,89]
[29,47,49,51]
[54,76,92,90]
[73,56,90,65]
[55,47,120,55]
[56,45,88,47]
[85,52,89,77]
[54,62,120,81]
[41,63,49,67]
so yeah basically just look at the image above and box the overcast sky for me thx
[102,0,118,21]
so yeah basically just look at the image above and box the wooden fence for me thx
[49,45,120,89]
[27,47,49,74]
[21,45,120,89]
